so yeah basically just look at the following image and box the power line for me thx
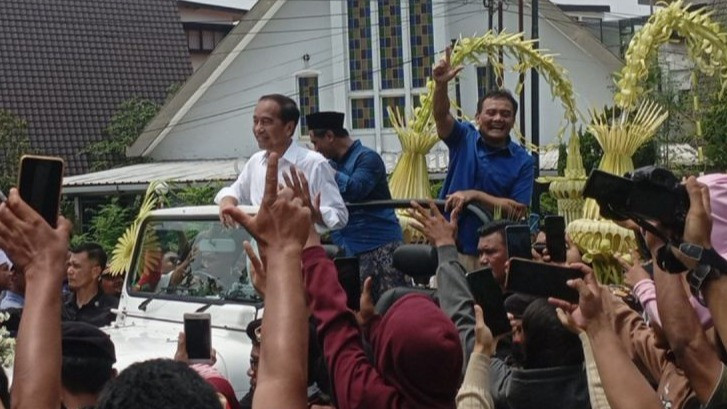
[133,0,657,136]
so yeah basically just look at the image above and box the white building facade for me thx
[126,0,621,176]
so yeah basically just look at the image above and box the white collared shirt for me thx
[215,142,348,230]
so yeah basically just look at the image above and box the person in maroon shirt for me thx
[302,245,462,409]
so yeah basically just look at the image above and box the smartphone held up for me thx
[184,312,212,364]
[17,155,64,227]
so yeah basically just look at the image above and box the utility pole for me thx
[484,0,496,89]
[531,0,540,213]
[518,0,526,134]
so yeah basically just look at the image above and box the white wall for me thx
[149,0,618,162]
[151,0,337,161]
[551,0,652,20]
[178,6,244,24]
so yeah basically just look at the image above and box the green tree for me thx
[0,110,31,191]
[80,197,137,255]
[167,183,225,206]
[702,94,727,172]
[86,97,160,171]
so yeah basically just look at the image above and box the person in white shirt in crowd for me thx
[216,94,348,231]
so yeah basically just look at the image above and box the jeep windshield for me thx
[128,218,260,304]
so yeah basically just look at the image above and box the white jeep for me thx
[104,205,261,399]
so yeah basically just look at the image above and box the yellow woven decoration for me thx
[107,181,165,277]
[614,0,727,141]
[567,101,668,284]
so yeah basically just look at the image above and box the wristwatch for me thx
[679,243,727,300]
[656,244,687,274]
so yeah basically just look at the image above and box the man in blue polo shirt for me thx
[433,47,534,270]
[306,111,406,301]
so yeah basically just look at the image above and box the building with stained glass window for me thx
[351,98,376,129]
[409,1,434,89]
[378,0,404,89]
[347,0,374,91]
[382,96,406,128]
[298,75,319,137]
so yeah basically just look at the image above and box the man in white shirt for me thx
[216,94,348,231]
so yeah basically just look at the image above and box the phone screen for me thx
[334,257,360,311]
[184,314,211,362]
[466,268,511,337]
[544,216,567,263]
[18,156,64,228]
[505,225,532,260]
[506,258,584,303]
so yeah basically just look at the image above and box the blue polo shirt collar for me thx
[478,135,516,156]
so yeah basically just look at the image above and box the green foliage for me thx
[86,97,160,171]
[167,183,225,206]
[82,197,137,255]
[557,142,567,175]
[0,110,31,192]
[703,95,727,172]
[539,191,558,217]
[429,180,444,199]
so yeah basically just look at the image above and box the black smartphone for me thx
[544,216,567,263]
[466,268,511,337]
[18,155,64,228]
[184,312,212,363]
[335,257,360,311]
[505,224,532,260]
[506,258,584,303]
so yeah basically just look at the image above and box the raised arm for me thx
[0,189,71,409]
[432,47,463,141]
[651,177,723,404]
[409,201,475,368]
[302,246,404,409]
[224,153,311,409]
[568,263,662,409]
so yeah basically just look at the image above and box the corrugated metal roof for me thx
[63,160,240,195]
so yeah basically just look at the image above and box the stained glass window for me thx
[409,1,434,88]
[298,76,319,136]
[351,98,376,129]
[382,96,406,128]
[348,0,374,91]
[378,0,404,89]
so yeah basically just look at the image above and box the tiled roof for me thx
[0,0,193,175]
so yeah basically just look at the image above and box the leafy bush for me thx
[703,95,727,172]
[0,110,31,191]
[85,97,160,171]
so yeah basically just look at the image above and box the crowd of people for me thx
[0,47,725,409]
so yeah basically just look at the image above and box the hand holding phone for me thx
[18,155,64,228]
[184,313,212,364]
[334,257,360,311]
[506,258,584,303]
[466,268,511,337]
[544,216,567,263]
[505,225,532,260]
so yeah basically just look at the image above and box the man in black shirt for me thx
[63,243,118,327]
